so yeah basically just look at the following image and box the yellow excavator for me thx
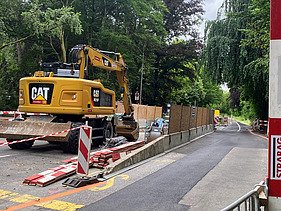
[0,45,139,153]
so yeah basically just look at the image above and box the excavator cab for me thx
[40,62,80,78]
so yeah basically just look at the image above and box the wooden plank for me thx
[181,106,190,131]
[168,105,182,134]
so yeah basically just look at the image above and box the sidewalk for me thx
[179,147,267,210]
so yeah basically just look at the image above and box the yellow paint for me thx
[38,200,83,211]
[119,174,129,180]
[91,178,115,191]
[4,181,106,211]
[90,174,129,192]
[0,189,13,197]
[10,194,38,203]
[3,174,129,210]
[0,189,83,211]
[0,189,18,199]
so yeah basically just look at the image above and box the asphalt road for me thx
[79,121,267,211]
[0,122,267,211]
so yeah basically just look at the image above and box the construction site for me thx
[0,101,217,210]
[0,44,217,210]
[1,0,281,210]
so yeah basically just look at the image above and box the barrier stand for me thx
[62,125,104,188]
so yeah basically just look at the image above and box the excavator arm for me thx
[70,45,134,116]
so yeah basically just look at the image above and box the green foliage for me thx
[22,0,83,61]
[0,0,207,110]
[219,92,231,114]
[204,0,269,119]
[0,49,20,110]
[164,0,204,39]
[170,62,224,108]
[22,4,82,37]
[231,100,256,123]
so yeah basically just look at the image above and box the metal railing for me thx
[221,190,260,211]
[221,181,267,211]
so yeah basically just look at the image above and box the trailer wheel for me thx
[7,139,34,150]
[60,122,83,154]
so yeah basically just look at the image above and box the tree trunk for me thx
[49,36,60,61]
[60,30,67,62]
[0,34,33,51]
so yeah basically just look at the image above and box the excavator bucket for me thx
[116,118,139,141]
[0,120,71,141]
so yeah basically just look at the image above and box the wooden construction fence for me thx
[116,102,162,121]
[169,105,214,134]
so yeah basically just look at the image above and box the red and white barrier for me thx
[23,163,77,186]
[0,111,18,115]
[0,111,48,116]
[259,120,268,127]
[23,140,145,186]
[63,140,145,169]
[77,125,92,176]
[214,116,219,125]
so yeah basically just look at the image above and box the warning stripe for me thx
[36,165,76,187]
[259,120,268,127]
[77,126,92,176]
[77,140,88,175]
[23,164,77,186]
[0,111,48,116]
[23,140,145,186]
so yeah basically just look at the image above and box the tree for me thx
[164,0,204,39]
[203,0,269,119]
[145,0,204,106]
[73,0,168,98]
[0,0,208,110]
[171,62,223,107]
[22,1,83,62]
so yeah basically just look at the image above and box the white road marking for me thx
[0,154,13,158]
[235,121,241,132]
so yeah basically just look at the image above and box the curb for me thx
[104,124,214,175]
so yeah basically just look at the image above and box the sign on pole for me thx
[269,0,281,208]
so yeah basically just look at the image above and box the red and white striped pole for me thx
[268,0,281,208]
[77,125,92,176]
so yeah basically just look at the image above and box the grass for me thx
[231,115,252,126]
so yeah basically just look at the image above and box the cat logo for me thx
[29,83,54,105]
[102,57,111,67]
